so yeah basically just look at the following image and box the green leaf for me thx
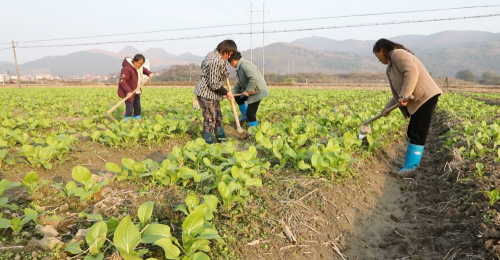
[298,160,311,170]
[197,228,221,241]
[0,218,11,229]
[202,157,211,166]
[85,254,105,260]
[64,242,83,254]
[188,239,210,255]
[492,189,500,200]
[138,201,154,227]
[11,217,22,232]
[22,171,40,191]
[154,238,181,260]
[182,206,205,240]
[178,167,197,180]
[185,194,200,213]
[21,208,38,226]
[86,221,107,255]
[245,178,262,187]
[84,254,104,260]
[174,204,189,216]
[119,251,142,260]
[141,224,173,244]
[187,252,210,260]
[106,218,120,233]
[105,163,122,173]
[72,166,93,190]
[0,179,21,191]
[113,215,141,254]
[202,195,218,221]
[86,214,103,222]
[218,182,230,199]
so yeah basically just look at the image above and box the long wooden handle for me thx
[226,79,242,129]
[362,95,414,125]
[107,77,150,114]
[233,91,260,97]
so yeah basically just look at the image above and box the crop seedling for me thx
[480,189,500,206]
[67,166,108,201]
[22,171,52,196]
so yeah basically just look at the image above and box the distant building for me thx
[0,74,10,83]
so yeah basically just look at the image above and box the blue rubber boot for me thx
[399,143,425,173]
[133,115,142,119]
[215,127,226,143]
[238,103,248,122]
[248,121,258,128]
[202,132,213,144]
[124,116,131,122]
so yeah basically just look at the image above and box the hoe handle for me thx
[362,95,414,125]
[107,77,150,115]
[226,79,243,130]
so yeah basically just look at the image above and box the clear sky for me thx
[1,0,499,64]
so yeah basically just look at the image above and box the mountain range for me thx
[1,30,500,77]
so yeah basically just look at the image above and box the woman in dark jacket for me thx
[373,39,442,176]
[118,54,154,120]
[193,40,236,144]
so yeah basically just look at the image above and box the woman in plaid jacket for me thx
[193,40,236,144]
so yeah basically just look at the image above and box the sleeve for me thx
[213,87,228,95]
[207,60,224,91]
[119,69,133,93]
[142,67,152,77]
[241,62,258,92]
[391,50,419,98]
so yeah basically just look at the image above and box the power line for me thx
[2,4,498,45]
[8,13,498,50]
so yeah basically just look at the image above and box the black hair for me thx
[216,40,237,55]
[373,38,413,58]
[228,51,242,62]
[133,54,145,63]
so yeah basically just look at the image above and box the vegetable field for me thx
[0,87,499,260]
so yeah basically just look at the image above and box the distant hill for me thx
[0,61,15,74]
[2,30,500,77]
[10,46,204,76]
[292,30,500,56]
[418,41,500,76]
[240,42,384,74]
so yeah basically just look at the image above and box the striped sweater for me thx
[194,50,229,100]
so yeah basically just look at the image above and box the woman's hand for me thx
[149,73,155,78]
[226,93,234,100]
[398,97,408,106]
[243,91,250,96]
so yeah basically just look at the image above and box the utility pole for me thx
[262,3,265,78]
[250,3,253,63]
[247,4,261,64]
[11,41,21,88]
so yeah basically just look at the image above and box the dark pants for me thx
[235,96,261,122]
[197,96,223,133]
[407,94,440,146]
[125,94,141,117]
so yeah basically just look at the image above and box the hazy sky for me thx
[1,0,499,64]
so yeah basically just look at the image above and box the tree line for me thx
[456,70,500,85]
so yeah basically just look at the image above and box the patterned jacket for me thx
[194,50,229,100]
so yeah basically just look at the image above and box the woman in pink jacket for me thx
[373,38,442,176]
[118,54,154,120]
